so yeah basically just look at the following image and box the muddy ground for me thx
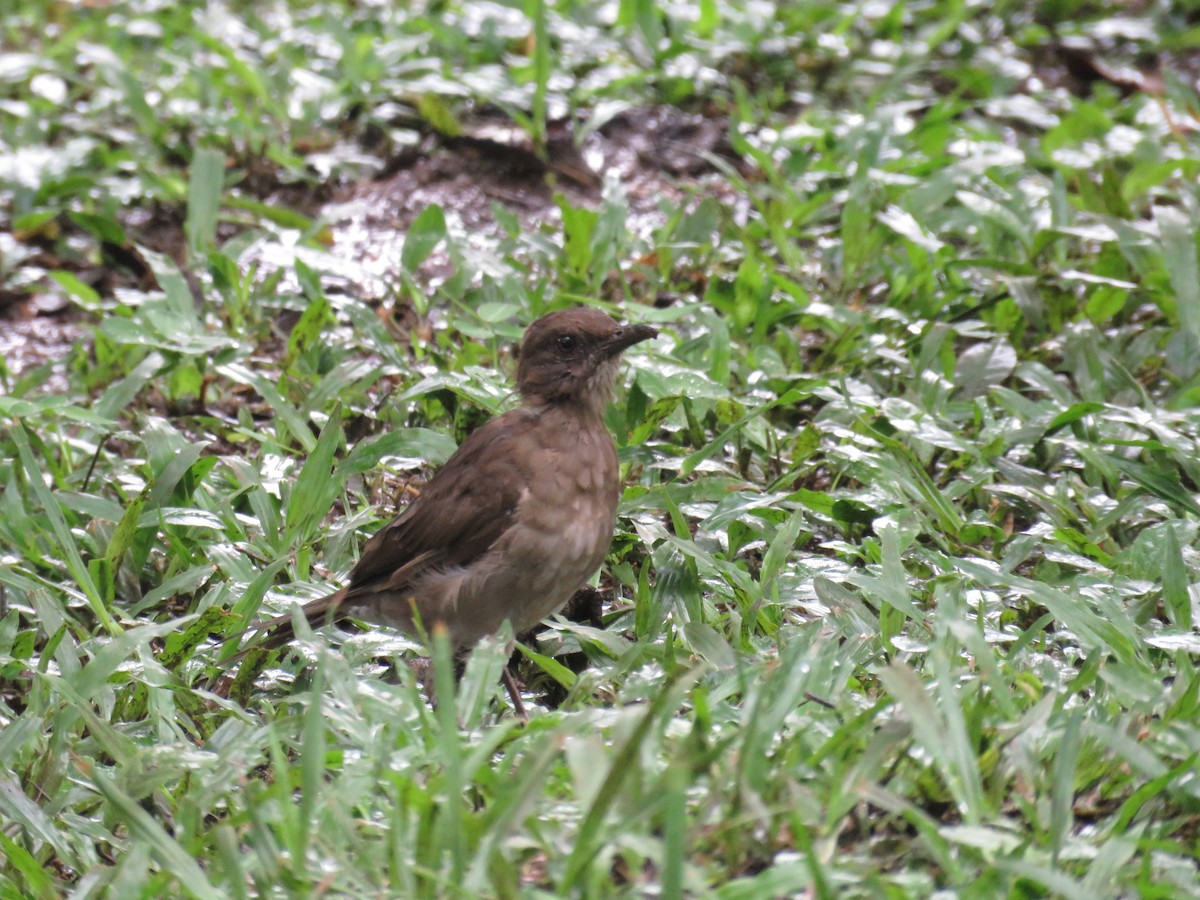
[0,104,740,393]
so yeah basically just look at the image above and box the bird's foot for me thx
[501,666,528,722]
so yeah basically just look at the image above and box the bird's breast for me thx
[519,424,619,563]
[489,420,619,622]
[412,411,623,645]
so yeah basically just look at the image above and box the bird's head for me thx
[516,308,657,415]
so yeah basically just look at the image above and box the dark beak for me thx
[601,323,658,358]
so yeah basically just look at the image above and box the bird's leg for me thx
[501,665,528,722]
[500,638,529,721]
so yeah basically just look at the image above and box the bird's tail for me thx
[208,550,437,696]
[256,588,349,651]
[213,587,349,673]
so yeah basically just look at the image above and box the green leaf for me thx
[296,661,326,864]
[682,621,736,669]
[1158,206,1200,341]
[186,147,226,258]
[1161,525,1192,630]
[0,830,57,899]
[286,263,335,367]
[431,627,467,881]
[954,558,1139,664]
[225,194,314,230]
[161,606,233,669]
[879,657,987,824]
[760,510,805,594]
[103,489,148,580]
[285,403,344,545]
[515,640,578,689]
[48,270,101,309]
[563,665,702,885]
[528,0,550,147]
[67,210,126,245]
[1108,455,1200,518]
[9,422,115,634]
[82,764,221,900]
[1045,401,1105,435]
[557,195,599,279]
[1050,707,1083,861]
[878,520,922,619]
[416,93,462,136]
[338,428,458,474]
[955,340,1017,399]
[401,204,447,272]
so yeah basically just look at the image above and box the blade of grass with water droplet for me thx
[10,421,115,634]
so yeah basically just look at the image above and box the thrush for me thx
[239,307,657,702]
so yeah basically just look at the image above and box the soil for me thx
[313,105,743,300]
[0,105,741,388]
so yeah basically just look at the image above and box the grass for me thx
[3,0,1200,896]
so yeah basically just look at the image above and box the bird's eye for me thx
[556,334,577,353]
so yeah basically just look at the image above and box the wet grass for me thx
[3,0,1200,896]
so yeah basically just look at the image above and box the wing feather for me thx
[344,407,537,592]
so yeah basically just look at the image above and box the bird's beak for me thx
[601,323,658,358]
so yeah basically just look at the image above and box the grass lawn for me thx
[2,0,1200,896]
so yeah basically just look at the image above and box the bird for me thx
[233,307,657,709]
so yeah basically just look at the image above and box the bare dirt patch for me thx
[318,105,742,299]
[0,105,740,389]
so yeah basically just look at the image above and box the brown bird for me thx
[239,307,657,706]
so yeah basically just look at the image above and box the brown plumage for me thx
[245,307,657,659]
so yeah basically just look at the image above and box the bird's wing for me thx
[344,408,537,592]
[216,408,538,673]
